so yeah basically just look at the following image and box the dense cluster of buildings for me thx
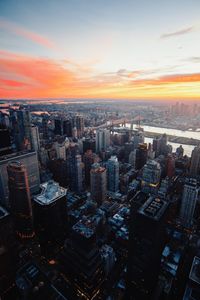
[0,102,200,300]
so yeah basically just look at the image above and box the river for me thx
[126,124,200,157]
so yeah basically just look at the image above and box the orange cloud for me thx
[0,19,55,48]
[0,78,30,88]
[131,73,200,86]
[0,50,200,100]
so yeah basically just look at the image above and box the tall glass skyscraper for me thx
[7,161,35,239]
[107,156,119,192]
[90,163,107,205]
[0,151,40,208]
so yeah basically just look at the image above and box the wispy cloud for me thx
[184,57,200,63]
[0,19,55,49]
[160,26,194,39]
[0,50,200,99]
[130,73,200,86]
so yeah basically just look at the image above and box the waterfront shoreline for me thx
[144,131,199,146]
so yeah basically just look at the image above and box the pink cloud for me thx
[0,19,55,48]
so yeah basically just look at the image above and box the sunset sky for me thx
[0,0,200,101]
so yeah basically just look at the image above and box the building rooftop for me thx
[34,180,66,205]
[72,218,95,239]
[0,205,9,219]
[138,196,168,221]
[185,178,198,188]
[91,163,106,174]
[189,256,200,285]
[16,261,67,300]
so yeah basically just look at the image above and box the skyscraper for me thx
[83,150,99,186]
[179,178,198,227]
[166,154,175,178]
[127,196,169,299]
[0,126,12,156]
[54,118,63,135]
[153,134,168,157]
[132,130,144,149]
[33,180,67,248]
[68,154,83,194]
[0,206,17,294]
[72,115,84,138]
[10,108,32,151]
[107,156,119,192]
[17,109,32,150]
[176,145,184,158]
[83,138,96,153]
[142,160,161,193]
[96,129,110,153]
[58,217,104,299]
[63,119,72,137]
[7,161,35,239]
[131,143,148,170]
[90,163,107,205]
[54,141,66,160]
[0,151,40,208]
[31,125,40,152]
[41,115,49,139]
[190,146,200,176]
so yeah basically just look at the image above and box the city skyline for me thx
[0,0,200,101]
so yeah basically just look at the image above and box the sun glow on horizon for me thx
[0,1,200,101]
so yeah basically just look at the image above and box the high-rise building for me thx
[132,143,148,170]
[31,125,40,152]
[107,156,119,192]
[63,119,72,137]
[96,129,110,153]
[17,109,32,150]
[127,196,169,299]
[67,154,83,194]
[124,142,134,162]
[83,150,99,186]
[0,151,40,208]
[58,217,104,299]
[129,150,136,167]
[33,180,67,248]
[90,163,107,205]
[54,142,66,160]
[153,134,168,157]
[183,256,200,300]
[41,115,49,139]
[16,261,67,300]
[0,206,17,295]
[54,118,63,135]
[9,108,19,148]
[72,115,84,138]
[176,145,184,158]
[10,108,32,151]
[190,146,200,176]
[179,178,198,227]
[83,138,96,153]
[0,126,12,156]
[142,160,161,193]
[7,161,35,239]
[132,130,144,149]
[166,154,175,178]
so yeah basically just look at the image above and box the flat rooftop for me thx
[189,256,200,285]
[34,180,66,205]
[0,205,9,219]
[138,196,168,221]
[72,217,96,239]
